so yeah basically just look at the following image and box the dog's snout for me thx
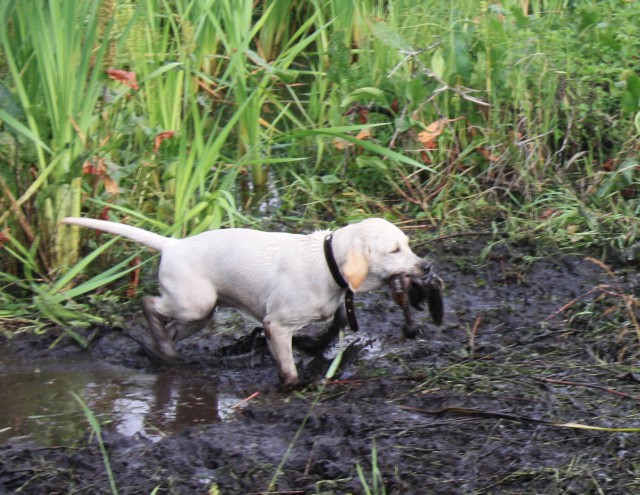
[419,260,432,275]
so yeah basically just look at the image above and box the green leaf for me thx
[371,21,415,52]
[406,76,428,104]
[340,87,388,108]
[431,48,446,79]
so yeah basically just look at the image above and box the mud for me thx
[1,234,640,494]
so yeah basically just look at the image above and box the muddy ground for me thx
[1,234,640,494]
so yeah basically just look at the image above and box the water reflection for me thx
[126,367,223,440]
[0,356,241,445]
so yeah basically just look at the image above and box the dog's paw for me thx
[124,329,181,364]
[402,323,428,339]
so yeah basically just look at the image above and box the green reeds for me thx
[0,0,113,271]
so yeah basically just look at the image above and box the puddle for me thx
[0,355,244,445]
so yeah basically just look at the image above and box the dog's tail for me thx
[62,217,173,252]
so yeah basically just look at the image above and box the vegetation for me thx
[0,0,639,334]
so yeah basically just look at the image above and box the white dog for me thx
[62,217,431,389]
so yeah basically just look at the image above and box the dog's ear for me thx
[342,249,369,290]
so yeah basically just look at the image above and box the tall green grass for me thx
[0,0,638,328]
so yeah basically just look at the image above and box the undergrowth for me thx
[0,0,638,332]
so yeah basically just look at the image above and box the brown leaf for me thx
[82,158,107,176]
[540,209,557,219]
[105,68,139,90]
[154,130,176,153]
[417,119,448,149]
[103,176,120,195]
[355,129,371,140]
[126,256,141,298]
[0,228,10,248]
[476,146,499,162]
[333,137,353,151]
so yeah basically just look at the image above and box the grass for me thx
[0,0,638,330]
[71,391,119,495]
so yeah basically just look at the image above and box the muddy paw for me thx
[402,323,427,339]
[124,329,180,364]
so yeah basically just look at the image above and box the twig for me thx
[470,314,482,354]
[544,285,609,320]
[400,404,547,424]
[231,391,260,409]
[532,376,640,401]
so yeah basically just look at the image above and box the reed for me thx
[0,0,638,329]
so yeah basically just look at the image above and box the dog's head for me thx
[337,218,429,293]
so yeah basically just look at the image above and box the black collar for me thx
[324,233,359,331]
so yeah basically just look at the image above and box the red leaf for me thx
[154,131,176,153]
[106,68,139,90]
[99,207,111,221]
[82,158,107,176]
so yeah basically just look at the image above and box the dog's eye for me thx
[390,245,401,254]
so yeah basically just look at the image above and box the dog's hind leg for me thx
[142,296,178,359]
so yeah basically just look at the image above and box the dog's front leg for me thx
[263,317,298,390]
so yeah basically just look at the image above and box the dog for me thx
[62,217,433,389]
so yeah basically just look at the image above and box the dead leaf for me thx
[126,256,141,298]
[417,118,448,149]
[105,68,139,90]
[333,137,354,151]
[0,228,10,247]
[358,108,369,124]
[82,158,107,176]
[154,130,176,153]
[476,146,499,162]
[355,129,371,140]
[540,209,557,219]
[103,176,120,195]
[99,207,111,221]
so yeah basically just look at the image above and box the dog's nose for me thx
[419,260,432,275]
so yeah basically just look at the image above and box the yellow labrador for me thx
[62,217,431,388]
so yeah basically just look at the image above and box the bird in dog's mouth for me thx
[388,264,444,338]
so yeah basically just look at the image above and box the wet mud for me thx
[1,235,640,494]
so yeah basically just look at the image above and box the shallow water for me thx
[0,354,243,445]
